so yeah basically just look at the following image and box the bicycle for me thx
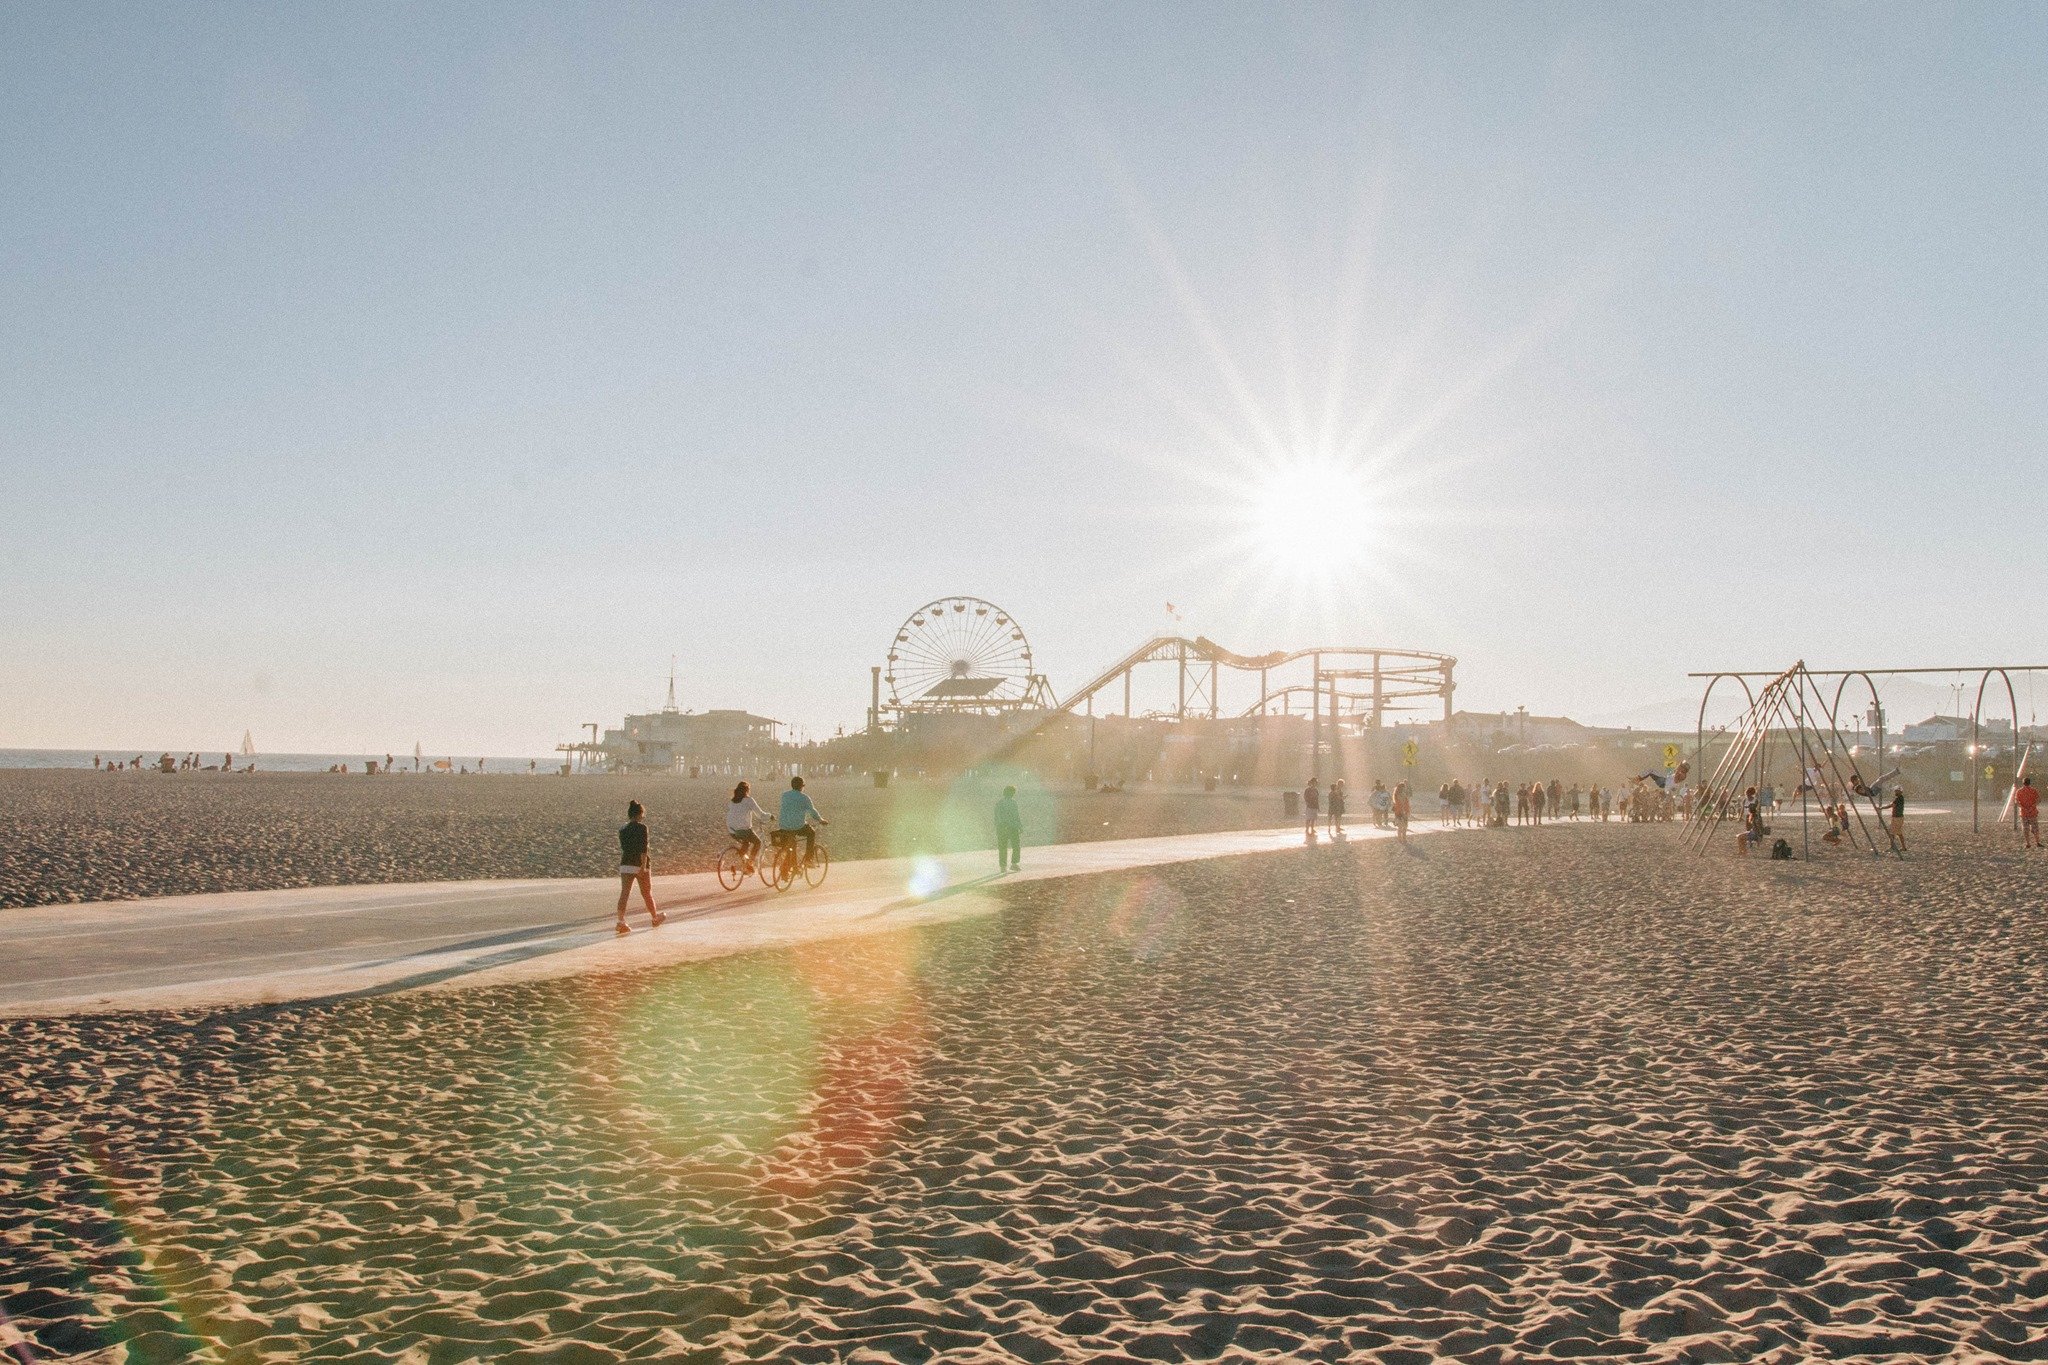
[715,829,765,891]
[768,829,829,891]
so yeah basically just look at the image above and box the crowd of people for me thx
[1295,773,1717,843]
[90,752,252,774]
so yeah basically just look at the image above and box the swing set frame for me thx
[1690,663,2048,835]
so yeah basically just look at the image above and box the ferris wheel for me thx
[886,597,1038,711]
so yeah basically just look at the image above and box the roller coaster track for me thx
[1050,636,1456,722]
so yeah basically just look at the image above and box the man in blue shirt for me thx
[778,776,827,864]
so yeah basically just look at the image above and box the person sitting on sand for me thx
[616,800,665,935]
[777,776,828,866]
[1737,786,1762,854]
[727,781,766,867]
[995,785,1023,872]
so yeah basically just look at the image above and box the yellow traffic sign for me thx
[1663,743,1680,770]
[1401,739,1419,767]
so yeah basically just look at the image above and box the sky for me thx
[3,2,2045,754]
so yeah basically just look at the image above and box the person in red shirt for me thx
[2017,777,2040,849]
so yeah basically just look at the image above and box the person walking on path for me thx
[1890,786,1907,851]
[2018,776,2041,849]
[1393,781,1412,843]
[615,800,665,935]
[995,785,1023,872]
[1303,778,1321,841]
[1328,779,1347,837]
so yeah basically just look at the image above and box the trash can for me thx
[1283,789,1300,820]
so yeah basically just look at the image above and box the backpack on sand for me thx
[1769,838,1793,860]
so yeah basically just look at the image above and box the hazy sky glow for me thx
[4,3,2045,753]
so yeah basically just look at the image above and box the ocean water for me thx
[0,749,557,774]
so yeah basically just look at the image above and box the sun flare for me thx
[1251,460,1376,576]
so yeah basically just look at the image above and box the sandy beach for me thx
[0,771,1290,910]
[5,818,2046,1361]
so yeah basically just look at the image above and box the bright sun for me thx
[1251,459,1375,575]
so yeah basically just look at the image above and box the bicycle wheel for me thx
[759,840,781,886]
[802,846,829,888]
[773,848,798,891]
[716,847,745,891]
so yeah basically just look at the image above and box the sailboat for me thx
[240,729,256,757]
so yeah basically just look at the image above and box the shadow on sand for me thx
[863,872,1009,919]
[323,889,766,1003]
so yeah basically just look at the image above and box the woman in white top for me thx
[727,781,766,865]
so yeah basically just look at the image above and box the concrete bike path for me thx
[0,823,1415,1016]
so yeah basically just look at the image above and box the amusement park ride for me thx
[569,593,1458,776]
[867,594,1456,757]
[868,596,1057,727]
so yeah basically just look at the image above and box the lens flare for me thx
[906,855,948,900]
[601,934,931,1203]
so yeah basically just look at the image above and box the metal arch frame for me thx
[1694,672,1759,788]
[1694,664,2048,836]
[1828,670,1884,732]
[1829,669,1886,792]
[1686,662,1899,860]
[1971,668,2022,833]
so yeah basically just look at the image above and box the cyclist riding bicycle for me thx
[726,780,766,868]
[775,775,827,865]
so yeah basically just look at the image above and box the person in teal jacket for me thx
[994,785,1023,872]
[777,776,827,865]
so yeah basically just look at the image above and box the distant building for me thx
[1900,716,2015,749]
[1902,715,1975,743]
[606,706,780,773]
[1439,707,1595,748]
